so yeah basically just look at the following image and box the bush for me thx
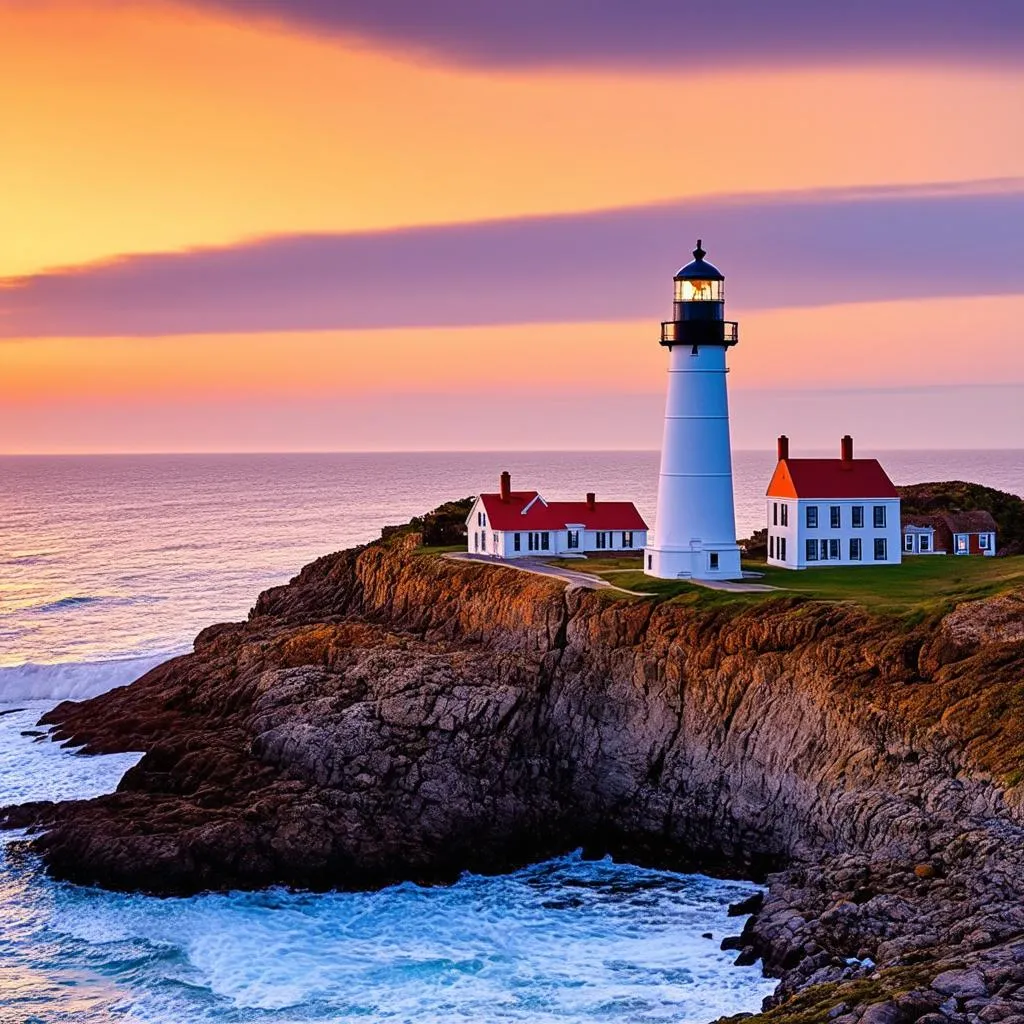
[381,497,475,547]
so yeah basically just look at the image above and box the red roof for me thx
[478,492,648,532]
[766,458,898,499]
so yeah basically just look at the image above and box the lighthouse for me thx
[645,241,742,580]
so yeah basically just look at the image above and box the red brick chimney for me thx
[500,470,511,502]
[777,434,789,461]
[586,492,596,510]
[841,435,854,463]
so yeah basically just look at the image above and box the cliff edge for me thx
[7,533,1024,1024]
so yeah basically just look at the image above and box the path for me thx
[445,553,777,595]
[445,552,622,591]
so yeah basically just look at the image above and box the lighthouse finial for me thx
[693,239,706,261]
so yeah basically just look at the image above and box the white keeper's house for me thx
[466,472,649,558]
[766,435,902,570]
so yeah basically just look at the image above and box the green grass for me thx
[548,553,1024,618]
[547,555,766,607]
[755,555,1024,616]
[416,544,466,556]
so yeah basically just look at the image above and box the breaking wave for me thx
[0,653,176,703]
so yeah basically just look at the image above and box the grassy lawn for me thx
[547,553,1024,618]
[755,555,1024,617]
[547,555,765,607]
[416,544,466,556]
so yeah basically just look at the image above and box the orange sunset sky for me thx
[1,1,1022,452]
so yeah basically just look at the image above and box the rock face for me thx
[7,533,1024,1023]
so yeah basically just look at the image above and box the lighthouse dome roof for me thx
[674,239,724,281]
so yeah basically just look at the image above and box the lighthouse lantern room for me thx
[645,241,742,580]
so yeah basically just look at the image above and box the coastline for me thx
[7,526,1024,1021]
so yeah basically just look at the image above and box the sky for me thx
[1,1,1022,452]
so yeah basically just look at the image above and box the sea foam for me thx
[0,653,173,702]
[0,701,777,1024]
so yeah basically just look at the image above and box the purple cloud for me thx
[2,182,1022,338]
[195,0,1024,69]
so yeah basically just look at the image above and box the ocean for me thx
[0,450,1020,1023]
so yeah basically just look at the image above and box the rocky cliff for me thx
[7,534,1024,1024]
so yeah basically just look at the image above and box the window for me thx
[830,506,841,529]
[514,533,521,552]
[482,513,487,527]
[778,537,786,561]
[874,537,887,561]
[820,539,829,561]
[979,534,991,551]
[493,533,498,552]
[481,532,487,552]
[541,532,550,551]
[769,534,775,558]
[781,504,789,527]
[567,530,579,550]
[647,554,653,570]
[473,531,479,552]
[806,506,818,529]
[873,505,886,528]
[956,535,968,554]
[675,278,724,303]
[852,505,864,529]
[806,539,818,561]
[773,502,778,526]
[477,512,482,527]
[920,535,931,552]
[708,552,719,571]
[904,533,914,552]
[829,538,840,560]
[528,532,535,552]
[622,531,634,549]
[596,531,606,550]
[849,537,862,561]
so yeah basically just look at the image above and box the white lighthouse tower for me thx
[645,241,742,580]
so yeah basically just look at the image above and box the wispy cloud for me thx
[2,181,1022,338]
[194,0,1024,69]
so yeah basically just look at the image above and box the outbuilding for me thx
[902,510,998,556]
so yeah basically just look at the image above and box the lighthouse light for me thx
[674,278,723,303]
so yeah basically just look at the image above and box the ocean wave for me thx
[33,595,106,613]
[36,853,773,1022]
[0,653,176,702]
[2,552,57,567]
[13,593,165,616]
